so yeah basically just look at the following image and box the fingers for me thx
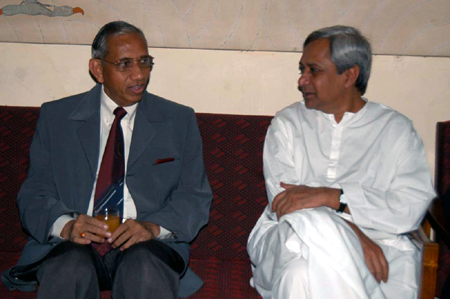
[273,182,298,211]
[109,223,130,249]
[275,196,291,219]
[346,220,389,284]
[72,235,92,245]
[272,184,310,218]
[272,183,300,212]
[280,182,297,189]
[79,230,107,244]
[109,219,153,251]
[272,191,292,219]
[368,254,383,283]
[70,215,111,244]
[272,190,286,213]
[379,250,389,282]
[372,245,388,283]
[362,239,389,283]
[115,232,146,251]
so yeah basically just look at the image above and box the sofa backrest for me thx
[0,106,39,254]
[0,106,272,262]
[435,121,450,197]
[193,113,271,261]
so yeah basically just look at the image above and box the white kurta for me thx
[247,100,436,299]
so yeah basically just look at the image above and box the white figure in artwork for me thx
[0,0,84,17]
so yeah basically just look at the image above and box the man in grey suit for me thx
[1,21,212,299]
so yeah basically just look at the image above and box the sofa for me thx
[0,105,268,298]
[0,105,441,299]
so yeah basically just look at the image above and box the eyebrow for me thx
[118,55,153,60]
[299,62,321,69]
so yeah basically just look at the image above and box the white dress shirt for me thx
[86,88,138,219]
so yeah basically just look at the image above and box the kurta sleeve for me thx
[341,125,435,236]
[263,115,300,208]
[248,114,299,260]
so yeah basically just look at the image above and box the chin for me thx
[126,98,143,106]
[304,99,316,110]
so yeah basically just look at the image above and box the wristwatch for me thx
[337,189,347,213]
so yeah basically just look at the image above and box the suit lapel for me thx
[68,89,166,181]
[69,85,101,177]
[128,92,165,171]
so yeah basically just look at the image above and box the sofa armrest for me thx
[427,196,450,247]
[408,228,439,299]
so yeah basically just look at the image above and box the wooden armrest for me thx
[408,228,439,299]
[408,228,439,268]
[427,196,450,247]
[409,228,433,248]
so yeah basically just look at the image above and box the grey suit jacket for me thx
[2,84,212,297]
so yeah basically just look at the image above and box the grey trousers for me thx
[36,240,184,299]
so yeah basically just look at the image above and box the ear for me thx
[343,65,359,89]
[89,58,104,84]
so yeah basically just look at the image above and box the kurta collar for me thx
[321,97,369,126]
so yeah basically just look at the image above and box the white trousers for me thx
[249,208,421,299]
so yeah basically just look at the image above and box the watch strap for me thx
[337,189,347,213]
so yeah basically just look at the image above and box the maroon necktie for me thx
[92,107,127,255]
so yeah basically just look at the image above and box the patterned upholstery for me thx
[0,107,38,254]
[0,106,269,298]
[0,107,40,298]
[435,121,450,297]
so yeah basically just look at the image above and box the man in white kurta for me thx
[247,26,435,299]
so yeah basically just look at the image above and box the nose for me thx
[129,61,146,80]
[298,71,310,87]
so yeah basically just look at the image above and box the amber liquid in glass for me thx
[95,214,120,233]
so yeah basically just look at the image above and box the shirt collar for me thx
[100,86,138,128]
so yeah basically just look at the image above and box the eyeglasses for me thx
[100,55,154,72]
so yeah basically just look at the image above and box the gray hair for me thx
[91,21,146,59]
[304,26,372,95]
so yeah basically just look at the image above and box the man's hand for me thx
[271,183,341,219]
[345,220,389,283]
[108,219,160,251]
[60,214,110,245]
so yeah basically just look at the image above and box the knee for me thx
[113,241,180,297]
[273,258,309,298]
[118,242,157,270]
[38,242,97,280]
[71,247,97,277]
[62,243,95,265]
[278,258,308,287]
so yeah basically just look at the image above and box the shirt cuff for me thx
[157,226,174,240]
[50,215,77,239]
[338,182,370,225]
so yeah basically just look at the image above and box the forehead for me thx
[106,32,149,59]
[299,38,332,66]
